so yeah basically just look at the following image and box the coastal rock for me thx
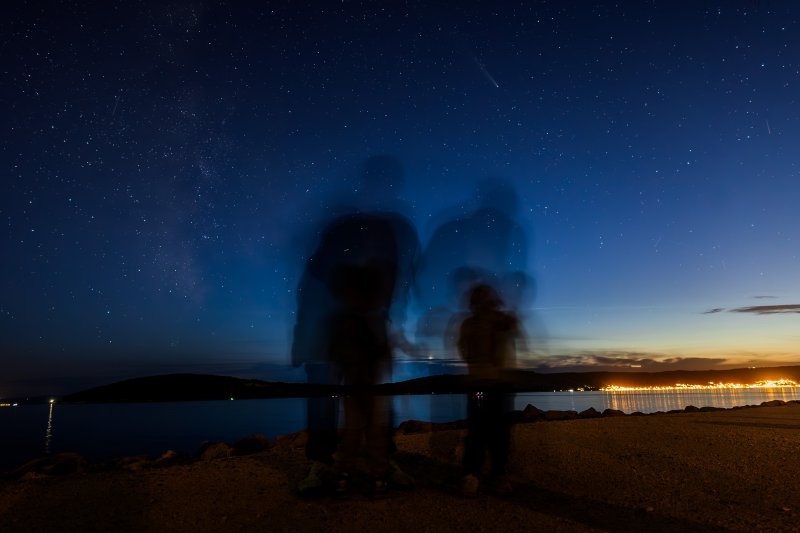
[115,455,152,472]
[602,409,625,417]
[397,420,434,434]
[630,411,646,416]
[155,450,193,468]
[521,404,544,420]
[544,410,578,421]
[198,441,233,460]
[578,408,602,419]
[761,400,785,407]
[232,434,271,456]
[699,406,724,412]
[87,462,114,474]
[275,431,308,449]
[684,405,700,412]
[15,452,88,478]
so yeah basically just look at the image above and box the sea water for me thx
[2,388,799,471]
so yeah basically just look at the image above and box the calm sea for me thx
[2,388,799,472]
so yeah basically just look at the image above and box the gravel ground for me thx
[2,404,799,532]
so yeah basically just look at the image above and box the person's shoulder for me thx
[459,314,479,329]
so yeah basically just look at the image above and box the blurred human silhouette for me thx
[415,178,531,355]
[292,156,419,498]
[457,283,522,497]
[414,178,536,473]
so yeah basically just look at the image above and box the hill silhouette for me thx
[60,366,800,403]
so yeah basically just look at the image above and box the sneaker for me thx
[389,460,415,490]
[332,472,351,500]
[461,474,479,498]
[297,461,329,499]
[369,476,389,499]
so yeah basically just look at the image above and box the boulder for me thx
[154,449,193,468]
[397,420,434,434]
[578,407,602,419]
[761,400,785,407]
[601,409,625,417]
[15,452,87,478]
[232,434,271,456]
[684,405,700,413]
[544,410,578,421]
[198,441,233,460]
[115,455,152,472]
[522,404,544,419]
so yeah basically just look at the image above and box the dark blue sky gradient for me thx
[2,1,799,395]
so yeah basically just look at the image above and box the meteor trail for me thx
[111,91,122,119]
[474,57,499,88]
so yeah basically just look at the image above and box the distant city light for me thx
[601,379,799,392]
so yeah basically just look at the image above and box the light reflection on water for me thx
[600,387,800,414]
[45,402,54,454]
[392,388,800,424]
[512,387,800,415]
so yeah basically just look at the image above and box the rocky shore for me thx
[2,401,800,531]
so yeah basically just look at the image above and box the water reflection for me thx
[4,389,800,472]
[507,388,800,415]
[45,401,54,454]
[600,387,800,414]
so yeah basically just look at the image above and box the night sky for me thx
[2,1,799,396]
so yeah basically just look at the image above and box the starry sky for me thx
[2,1,799,395]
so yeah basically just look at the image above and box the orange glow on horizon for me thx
[601,379,799,392]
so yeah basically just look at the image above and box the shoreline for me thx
[3,397,798,478]
[2,402,799,530]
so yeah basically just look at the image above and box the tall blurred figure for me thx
[292,156,419,497]
[416,178,532,356]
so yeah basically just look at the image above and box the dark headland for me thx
[57,365,800,404]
